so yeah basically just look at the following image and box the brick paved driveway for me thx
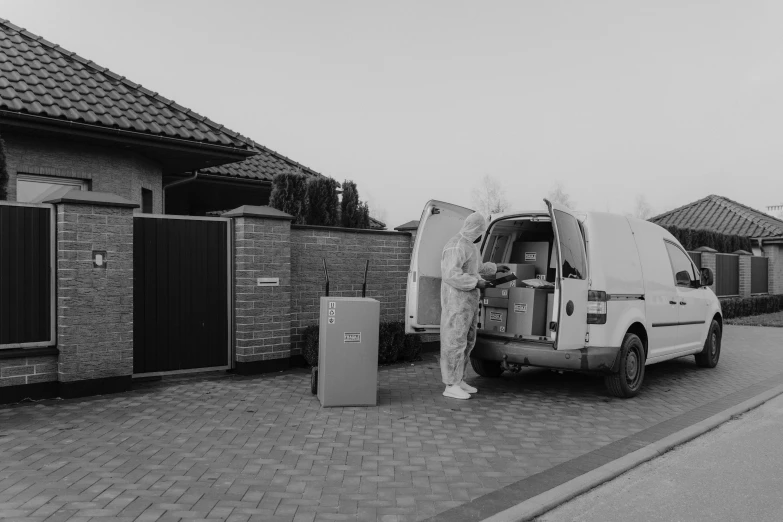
[1,325,782,522]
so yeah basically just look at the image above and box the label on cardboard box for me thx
[344,333,361,343]
[514,303,528,313]
[525,252,536,261]
[489,311,503,322]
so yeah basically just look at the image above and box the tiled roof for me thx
[650,194,783,239]
[199,139,323,181]
[0,19,252,150]
[394,220,419,231]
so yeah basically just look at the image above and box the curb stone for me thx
[481,382,783,522]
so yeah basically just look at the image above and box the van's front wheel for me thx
[695,320,721,368]
[470,357,504,378]
[604,334,645,398]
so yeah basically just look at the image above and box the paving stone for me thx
[0,326,781,521]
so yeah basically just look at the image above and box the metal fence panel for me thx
[715,253,740,297]
[751,256,769,295]
[689,252,702,269]
[0,203,53,347]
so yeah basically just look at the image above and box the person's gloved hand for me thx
[496,265,511,273]
[476,279,489,290]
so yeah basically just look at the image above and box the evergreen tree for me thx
[305,177,339,226]
[341,180,361,228]
[0,133,8,201]
[269,172,308,224]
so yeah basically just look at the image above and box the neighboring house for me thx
[395,220,419,239]
[650,194,783,294]
[767,204,783,218]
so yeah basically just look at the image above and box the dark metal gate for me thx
[0,203,54,348]
[751,256,769,295]
[715,253,740,297]
[133,215,231,375]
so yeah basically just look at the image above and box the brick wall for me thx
[0,355,57,388]
[738,253,751,298]
[289,226,412,354]
[232,213,292,365]
[55,200,135,384]
[4,132,163,214]
[766,244,783,295]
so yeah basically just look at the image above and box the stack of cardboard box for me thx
[480,284,555,339]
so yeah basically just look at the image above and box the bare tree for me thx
[471,175,509,216]
[546,182,576,209]
[632,194,655,220]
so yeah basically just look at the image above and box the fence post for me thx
[695,247,718,295]
[734,250,752,298]
[43,191,138,399]
[223,205,294,375]
[764,244,783,295]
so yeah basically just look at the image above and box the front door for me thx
[545,200,588,350]
[405,201,473,334]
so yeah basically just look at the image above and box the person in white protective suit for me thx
[440,212,509,400]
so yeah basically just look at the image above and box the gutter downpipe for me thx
[162,171,199,214]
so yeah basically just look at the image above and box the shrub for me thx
[268,172,308,224]
[305,176,340,226]
[341,180,361,228]
[660,225,752,253]
[302,320,424,367]
[719,295,783,320]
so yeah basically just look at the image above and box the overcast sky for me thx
[2,0,782,227]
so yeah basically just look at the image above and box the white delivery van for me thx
[405,199,723,398]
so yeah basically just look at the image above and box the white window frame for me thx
[16,174,89,203]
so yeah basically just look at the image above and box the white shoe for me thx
[443,385,471,400]
[459,381,477,394]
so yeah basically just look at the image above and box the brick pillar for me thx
[700,251,718,295]
[735,250,752,298]
[44,191,137,398]
[764,244,783,295]
[223,205,293,374]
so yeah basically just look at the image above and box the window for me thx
[665,241,697,286]
[553,210,586,279]
[142,188,153,214]
[16,174,88,203]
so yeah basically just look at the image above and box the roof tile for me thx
[650,195,783,239]
[0,19,252,150]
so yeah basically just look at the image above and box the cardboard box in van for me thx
[510,242,550,277]
[507,287,550,337]
[480,306,507,333]
[482,297,508,308]
[483,288,509,298]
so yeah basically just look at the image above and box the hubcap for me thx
[626,351,638,381]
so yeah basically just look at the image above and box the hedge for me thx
[660,225,752,253]
[719,295,783,320]
[301,320,423,367]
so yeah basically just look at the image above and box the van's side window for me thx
[553,210,586,280]
[664,242,697,286]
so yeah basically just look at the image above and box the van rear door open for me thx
[546,199,588,350]
[405,200,474,334]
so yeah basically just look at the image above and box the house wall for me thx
[3,133,163,214]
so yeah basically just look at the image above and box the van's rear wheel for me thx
[470,357,504,378]
[695,320,721,368]
[604,334,645,398]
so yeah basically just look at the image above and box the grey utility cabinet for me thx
[317,296,380,407]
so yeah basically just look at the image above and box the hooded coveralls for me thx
[440,213,497,385]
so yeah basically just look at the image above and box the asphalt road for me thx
[538,392,783,522]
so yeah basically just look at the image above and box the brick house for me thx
[650,194,783,294]
[0,19,347,219]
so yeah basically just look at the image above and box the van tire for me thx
[695,320,721,368]
[470,357,504,378]
[604,334,645,398]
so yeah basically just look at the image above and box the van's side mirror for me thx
[700,268,714,287]
[675,270,691,286]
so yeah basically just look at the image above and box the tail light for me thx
[587,291,607,324]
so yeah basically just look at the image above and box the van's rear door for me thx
[546,199,589,349]
[405,201,473,334]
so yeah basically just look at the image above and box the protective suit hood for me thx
[459,212,488,243]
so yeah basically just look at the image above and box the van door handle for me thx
[680,301,687,305]
[669,300,677,305]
